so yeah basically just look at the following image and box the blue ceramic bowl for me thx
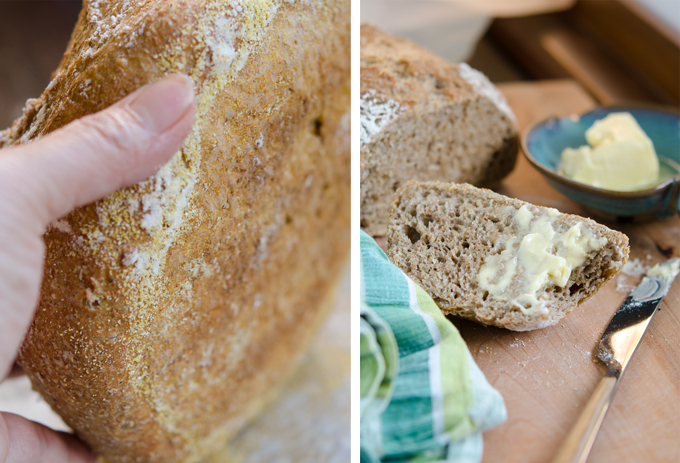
[522,105,680,220]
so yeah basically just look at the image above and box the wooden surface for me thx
[449,80,679,463]
[489,0,680,106]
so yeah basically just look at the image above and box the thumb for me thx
[0,73,196,231]
[0,74,195,378]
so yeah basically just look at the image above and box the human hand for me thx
[0,75,196,462]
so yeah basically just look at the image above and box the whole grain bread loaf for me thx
[4,1,350,462]
[387,181,629,331]
[360,25,518,237]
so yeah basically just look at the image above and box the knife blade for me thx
[597,257,680,376]
[552,257,680,463]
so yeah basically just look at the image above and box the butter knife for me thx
[552,258,680,463]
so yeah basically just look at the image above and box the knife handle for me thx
[551,374,619,463]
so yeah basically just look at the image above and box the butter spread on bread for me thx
[477,205,608,316]
[386,182,629,331]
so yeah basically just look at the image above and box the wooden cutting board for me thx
[446,80,679,463]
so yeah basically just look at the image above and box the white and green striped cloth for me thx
[360,231,506,463]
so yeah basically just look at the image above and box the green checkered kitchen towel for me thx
[360,231,506,463]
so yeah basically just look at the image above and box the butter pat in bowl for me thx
[522,105,680,220]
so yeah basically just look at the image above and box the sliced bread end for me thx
[386,181,629,331]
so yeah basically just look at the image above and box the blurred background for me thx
[0,1,82,129]
[5,0,677,132]
[362,0,679,106]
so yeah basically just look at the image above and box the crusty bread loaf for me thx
[5,1,350,462]
[360,25,518,237]
[386,181,629,331]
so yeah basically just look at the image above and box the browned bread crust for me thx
[387,181,629,331]
[360,25,518,236]
[7,1,350,462]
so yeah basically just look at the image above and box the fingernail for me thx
[128,75,195,134]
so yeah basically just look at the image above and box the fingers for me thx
[0,234,43,380]
[0,74,196,232]
[5,363,23,380]
[0,413,95,463]
[0,74,195,378]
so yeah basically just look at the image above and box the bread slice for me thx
[386,182,629,331]
[7,1,350,462]
[360,24,518,237]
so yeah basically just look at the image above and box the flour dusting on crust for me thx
[360,90,402,147]
[49,219,73,234]
[458,63,515,122]
[9,0,287,440]
[11,1,352,460]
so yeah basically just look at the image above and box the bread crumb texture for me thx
[386,182,629,331]
[9,1,350,462]
[359,25,518,236]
